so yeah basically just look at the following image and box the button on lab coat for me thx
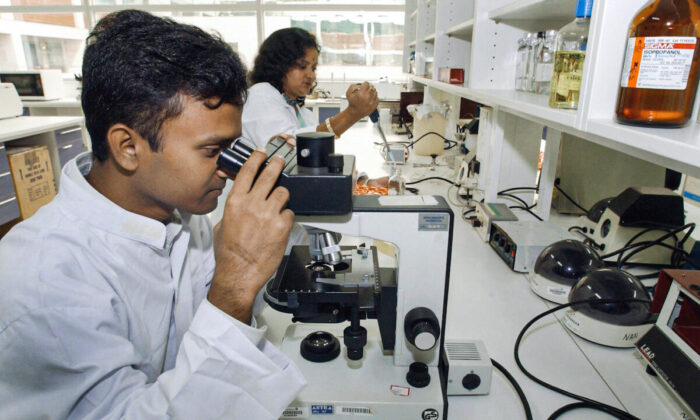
[242,82,319,147]
[0,152,306,419]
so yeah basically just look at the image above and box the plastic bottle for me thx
[388,166,406,195]
[615,0,700,127]
[534,30,558,95]
[549,0,594,109]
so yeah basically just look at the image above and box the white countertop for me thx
[22,98,82,108]
[256,121,687,420]
[0,116,84,143]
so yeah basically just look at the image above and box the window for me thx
[0,1,404,80]
[264,11,404,81]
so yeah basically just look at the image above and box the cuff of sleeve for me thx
[194,299,268,347]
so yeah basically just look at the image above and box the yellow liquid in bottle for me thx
[549,51,586,109]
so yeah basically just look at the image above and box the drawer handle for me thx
[61,144,74,150]
[0,196,17,206]
[58,127,82,136]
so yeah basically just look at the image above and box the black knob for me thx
[406,362,430,388]
[404,307,440,351]
[462,373,481,390]
[328,153,344,173]
[343,325,367,361]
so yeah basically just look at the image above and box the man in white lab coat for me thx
[0,9,305,419]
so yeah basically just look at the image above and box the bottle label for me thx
[620,36,697,90]
[553,51,585,98]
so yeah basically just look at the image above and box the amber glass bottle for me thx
[616,0,700,127]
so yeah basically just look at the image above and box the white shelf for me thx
[489,0,577,32]
[408,40,416,48]
[446,19,474,41]
[411,75,577,130]
[587,118,700,178]
[423,33,436,43]
[411,74,700,178]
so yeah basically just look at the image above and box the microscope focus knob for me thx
[406,362,431,388]
[404,307,440,351]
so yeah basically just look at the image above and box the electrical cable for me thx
[407,131,456,150]
[600,224,695,262]
[490,358,533,420]
[406,176,455,185]
[514,298,648,420]
[499,193,530,209]
[509,205,544,221]
[499,186,539,194]
[553,182,588,213]
[548,401,623,420]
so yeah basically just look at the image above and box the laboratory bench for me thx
[255,120,693,420]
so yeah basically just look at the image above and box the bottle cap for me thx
[575,0,594,18]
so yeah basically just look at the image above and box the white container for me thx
[408,104,448,156]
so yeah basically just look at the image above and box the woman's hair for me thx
[250,28,320,97]
[82,9,247,161]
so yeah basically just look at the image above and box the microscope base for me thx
[279,323,446,420]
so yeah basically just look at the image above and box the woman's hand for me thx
[346,82,378,119]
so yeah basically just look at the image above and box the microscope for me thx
[218,133,454,419]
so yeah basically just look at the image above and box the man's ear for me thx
[106,124,144,172]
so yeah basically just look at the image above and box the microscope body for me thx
[266,195,453,419]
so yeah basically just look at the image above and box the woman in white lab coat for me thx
[242,27,378,147]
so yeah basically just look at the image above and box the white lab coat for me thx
[0,152,306,420]
[242,82,319,147]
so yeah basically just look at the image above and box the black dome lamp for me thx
[561,268,654,348]
[528,239,605,304]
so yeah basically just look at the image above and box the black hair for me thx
[250,28,320,98]
[81,9,248,161]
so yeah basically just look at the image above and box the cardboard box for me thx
[7,145,56,219]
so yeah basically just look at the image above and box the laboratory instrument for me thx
[586,187,694,265]
[266,193,453,419]
[0,83,22,119]
[636,269,699,418]
[217,133,355,215]
[0,69,63,100]
[444,339,492,396]
[489,220,574,273]
[562,268,653,348]
[472,202,518,242]
[528,239,604,304]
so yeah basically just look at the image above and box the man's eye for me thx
[204,147,222,157]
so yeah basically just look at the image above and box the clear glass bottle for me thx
[526,32,546,92]
[515,33,535,91]
[549,0,594,109]
[615,0,700,127]
[534,30,558,95]
[388,166,405,195]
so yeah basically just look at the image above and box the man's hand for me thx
[208,149,294,324]
[269,133,296,147]
[346,82,378,119]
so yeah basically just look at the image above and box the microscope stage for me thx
[279,323,445,420]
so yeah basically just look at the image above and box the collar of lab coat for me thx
[56,152,191,249]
